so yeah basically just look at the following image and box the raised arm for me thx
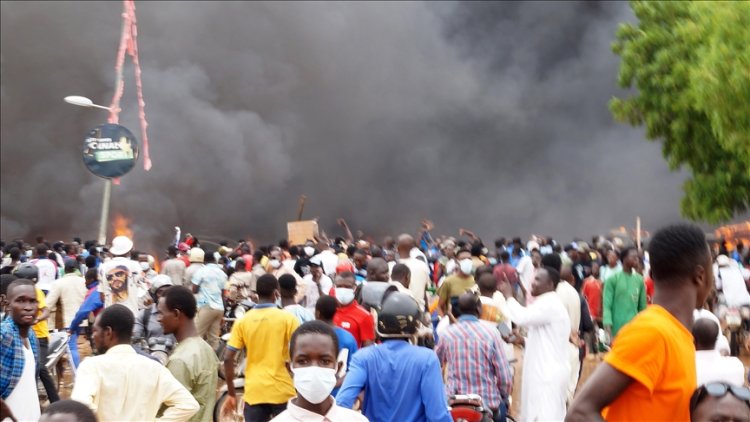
[504,297,553,327]
[338,218,354,244]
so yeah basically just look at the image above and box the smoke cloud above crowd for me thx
[1,1,724,250]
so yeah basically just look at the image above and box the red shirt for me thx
[334,301,375,347]
[644,276,655,304]
[179,255,191,268]
[493,263,519,288]
[582,276,603,319]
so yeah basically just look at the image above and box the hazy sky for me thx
[2,1,737,251]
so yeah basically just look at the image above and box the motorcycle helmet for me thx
[377,292,422,338]
[13,263,39,281]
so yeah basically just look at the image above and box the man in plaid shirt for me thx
[1,279,41,422]
[436,292,513,422]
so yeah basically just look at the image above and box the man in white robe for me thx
[557,266,582,405]
[499,266,571,422]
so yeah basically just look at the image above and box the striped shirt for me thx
[435,314,512,410]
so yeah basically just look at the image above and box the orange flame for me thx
[113,214,133,239]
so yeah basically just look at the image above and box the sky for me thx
[1,1,736,251]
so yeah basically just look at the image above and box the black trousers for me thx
[38,337,60,403]
[243,402,286,422]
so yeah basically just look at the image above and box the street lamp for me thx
[64,95,113,246]
[64,96,112,111]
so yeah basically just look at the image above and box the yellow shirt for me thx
[228,306,300,405]
[32,288,49,339]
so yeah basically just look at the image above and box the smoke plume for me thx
[1,1,737,251]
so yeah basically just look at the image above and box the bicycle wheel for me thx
[214,387,244,422]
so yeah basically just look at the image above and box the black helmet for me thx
[377,292,421,338]
[13,263,39,280]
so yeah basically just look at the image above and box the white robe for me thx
[506,292,571,422]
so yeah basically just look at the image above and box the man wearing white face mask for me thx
[333,272,375,347]
[437,249,476,320]
[271,321,368,421]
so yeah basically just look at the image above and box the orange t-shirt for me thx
[603,305,696,421]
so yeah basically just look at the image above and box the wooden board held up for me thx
[287,220,319,245]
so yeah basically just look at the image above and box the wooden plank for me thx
[287,220,319,245]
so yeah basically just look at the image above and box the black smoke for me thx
[1,1,735,250]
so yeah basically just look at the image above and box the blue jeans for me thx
[69,332,80,368]
[493,400,507,422]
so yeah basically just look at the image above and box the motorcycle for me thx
[220,298,255,337]
[46,330,75,391]
[449,394,516,422]
[214,353,245,422]
[216,299,253,380]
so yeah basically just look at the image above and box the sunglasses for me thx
[690,382,750,412]
[106,271,128,281]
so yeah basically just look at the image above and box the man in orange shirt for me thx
[567,224,714,422]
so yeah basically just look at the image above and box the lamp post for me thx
[64,96,113,246]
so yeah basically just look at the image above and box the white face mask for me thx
[140,262,150,271]
[292,366,337,404]
[304,247,315,257]
[459,258,473,275]
[269,259,281,269]
[335,287,355,305]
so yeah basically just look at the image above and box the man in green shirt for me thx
[437,249,476,320]
[602,247,647,339]
[158,286,219,422]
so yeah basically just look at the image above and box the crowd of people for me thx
[1,221,750,422]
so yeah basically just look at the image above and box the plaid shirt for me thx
[435,315,512,410]
[1,316,40,399]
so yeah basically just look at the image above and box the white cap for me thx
[189,248,205,263]
[110,236,133,256]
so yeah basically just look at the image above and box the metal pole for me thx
[636,216,642,252]
[97,179,112,245]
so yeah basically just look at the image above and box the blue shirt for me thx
[336,339,452,422]
[192,263,227,311]
[332,327,358,397]
[1,317,40,399]
[70,283,103,332]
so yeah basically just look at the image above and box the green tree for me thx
[610,1,750,223]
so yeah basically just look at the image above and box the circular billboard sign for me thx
[82,124,139,178]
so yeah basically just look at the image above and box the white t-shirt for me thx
[695,350,745,386]
[6,344,41,422]
[30,257,58,291]
[516,256,535,294]
[302,274,333,311]
[317,250,339,277]
[98,257,142,315]
[399,257,431,310]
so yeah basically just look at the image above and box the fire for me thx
[113,214,133,239]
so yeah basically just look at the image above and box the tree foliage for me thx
[610,1,750,223]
